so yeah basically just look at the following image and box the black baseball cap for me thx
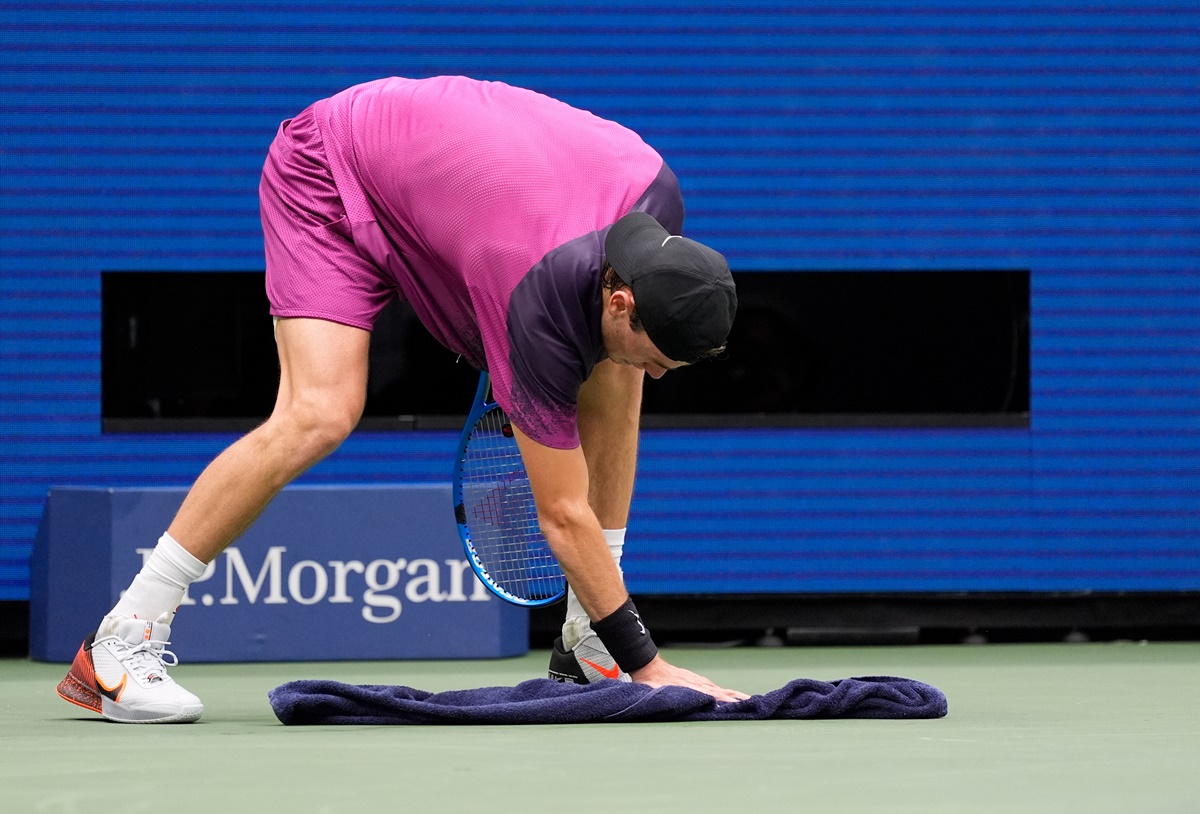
[604,212,737,363]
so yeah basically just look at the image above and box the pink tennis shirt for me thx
[272,76,684,449]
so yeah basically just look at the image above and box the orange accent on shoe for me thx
[579,658,621,680]
[56,643,102,714]
[57,673,103,713]
[96,673,127,703]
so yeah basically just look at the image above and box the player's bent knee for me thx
[305,407,360,453]
[271,397,361,459]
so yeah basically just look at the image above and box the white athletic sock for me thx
[563,528,625,649]
[107,532,208,623]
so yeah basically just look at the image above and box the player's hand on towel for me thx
[630,655,750,702]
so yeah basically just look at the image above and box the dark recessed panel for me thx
[102,270,1028,430]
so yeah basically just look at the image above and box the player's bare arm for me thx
[511,426,629,621]
[512,424,748,702]
[576,358,643,529]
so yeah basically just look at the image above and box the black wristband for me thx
[591,597,658,673]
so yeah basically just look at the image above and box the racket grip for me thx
[592,597,658,672]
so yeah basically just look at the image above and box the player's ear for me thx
[607,288,635,317]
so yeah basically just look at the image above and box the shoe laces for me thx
[115,635,179,683]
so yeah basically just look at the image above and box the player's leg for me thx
[57,317,371,723]
[548,359,643,683]
[164,317,370,564]
[57,100,391,721]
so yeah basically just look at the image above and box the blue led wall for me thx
[2,2,1197,599]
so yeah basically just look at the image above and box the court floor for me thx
[2,642,1197,813]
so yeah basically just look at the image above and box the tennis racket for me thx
[452,371,566,606]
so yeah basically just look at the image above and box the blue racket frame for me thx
[452,372,566,607]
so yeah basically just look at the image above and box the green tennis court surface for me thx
[2,643,1197,813]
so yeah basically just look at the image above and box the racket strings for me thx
[460,406,564,601]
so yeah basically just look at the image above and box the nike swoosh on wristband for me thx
[629,610,647,635]
[579,658,621,680]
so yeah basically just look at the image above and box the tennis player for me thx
[56,76,744,723]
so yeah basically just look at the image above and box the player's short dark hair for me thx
[602,262,644,333]
[602,262,726,361]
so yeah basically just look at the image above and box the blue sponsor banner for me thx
[29,485,528,663]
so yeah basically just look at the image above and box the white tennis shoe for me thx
[56,614,203,724]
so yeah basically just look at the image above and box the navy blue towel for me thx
[268,676,947,725]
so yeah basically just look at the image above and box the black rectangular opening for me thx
[102,272,281,423]
[641,270,1030,427]
[101,269,1028,432]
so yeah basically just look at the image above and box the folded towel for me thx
[269,676,947,725]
